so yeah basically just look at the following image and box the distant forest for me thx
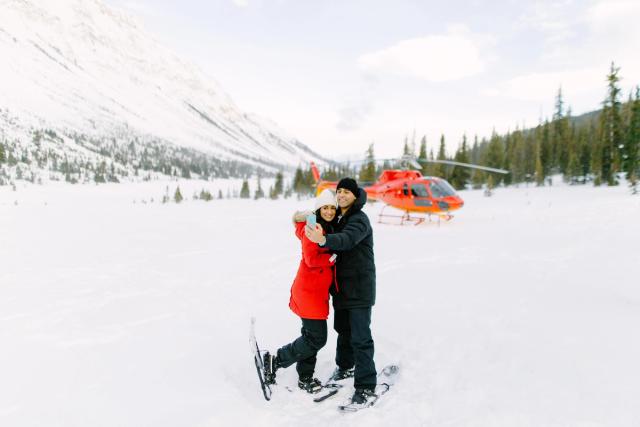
[294,62,640,195]
[2,62,638,196]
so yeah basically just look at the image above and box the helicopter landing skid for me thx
[377,206,454,226]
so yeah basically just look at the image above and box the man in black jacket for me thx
[305,177,377,405]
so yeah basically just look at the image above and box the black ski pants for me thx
[334,307,377,390]
[276,318,327,379]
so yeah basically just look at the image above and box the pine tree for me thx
[418,135,428,175]
[506,130,525,184]
[199,189,213,201]
[402,136,411,156]
[540,120,553,179]
[0,142,5,164]
[359,144,377,182]
[174,186,183,203]
[304,167,315,195]
[535,141,544,186]
[433,135,447,178]
[625,86,640,192]
[566,135,581,184]
[240,179,250,198]
[449,135,471,190]
[274,171,284,198]
[293,167,304,194]
[600,62,623,186]
[485,132,505,186]
[552,87,572,174]
[418,136,427,159]
[254,177,265,199]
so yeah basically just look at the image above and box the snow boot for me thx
[298,376,323,394]
[350,387,377,406]
[263,352,279,385]
[331,367,355,381]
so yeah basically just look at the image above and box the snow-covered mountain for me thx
[0,0,325,175]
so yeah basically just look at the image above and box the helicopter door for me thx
[410,183,433,207]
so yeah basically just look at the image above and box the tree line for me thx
[0,128,274,186]
[291,62,639,195]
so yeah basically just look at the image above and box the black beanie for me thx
[337,177,359,196]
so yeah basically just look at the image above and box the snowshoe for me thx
[263,351,278,385]
[298,376,323,394]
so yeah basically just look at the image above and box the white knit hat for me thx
[314,189,337,210]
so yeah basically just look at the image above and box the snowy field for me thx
[1,180,639,427]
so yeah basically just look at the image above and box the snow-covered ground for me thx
[1,181,639,427]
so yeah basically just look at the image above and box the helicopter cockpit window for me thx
[402,183,409,196]
[429,181,456,198]
[411,183,429,197]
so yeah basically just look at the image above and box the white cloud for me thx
[494,0,640,107]
[357,24,491,82]
[483,67,604,103]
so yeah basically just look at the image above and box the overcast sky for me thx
[106,0,640,159]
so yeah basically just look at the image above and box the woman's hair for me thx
[315,207,338,235]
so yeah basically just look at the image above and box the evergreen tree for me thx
[323,165,338,181]
[418,135,427,159]
[199,189,213,201]
[485,132,505,186]
[600,62,623,185]
[535,141,544,186]
[418,135,428,175]
[566,135,581,184]
[174,186,183,203]
[284,184,293,199]
[402,136,411,156]
[240,179,250,198]
[449,135,471,190]
[507,130,525,184]
[304,166,316,195]
[523,130,537,183]
[625,86,640,191]
[254,177,265,199]
[0,143,5,164]
[293,167,305,194]
[359,144,377,182]
[540,120,553,179]
[273,171,284,197]
[433,135,447,178]
[552,87,572,174]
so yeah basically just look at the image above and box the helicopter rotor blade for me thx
[417,158,509,174]
[409,159,422,170]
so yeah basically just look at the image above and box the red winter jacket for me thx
[289,222,335,320]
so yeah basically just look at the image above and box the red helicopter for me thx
[311,155,508,225]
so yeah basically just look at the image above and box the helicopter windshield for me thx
[429,180,456,198]
[411,183,429,197]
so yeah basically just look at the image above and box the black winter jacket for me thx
[324,188,376,309]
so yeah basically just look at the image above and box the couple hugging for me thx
[262,177,378,406]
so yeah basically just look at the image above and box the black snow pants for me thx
[276,318,327,379]
[334,307,377,390]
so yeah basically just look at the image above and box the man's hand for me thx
[305,223,326,245]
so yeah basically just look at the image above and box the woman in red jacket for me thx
[263,189,337,394]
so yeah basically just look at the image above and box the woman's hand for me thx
[292,210,312,224]
[305,223,326,245]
